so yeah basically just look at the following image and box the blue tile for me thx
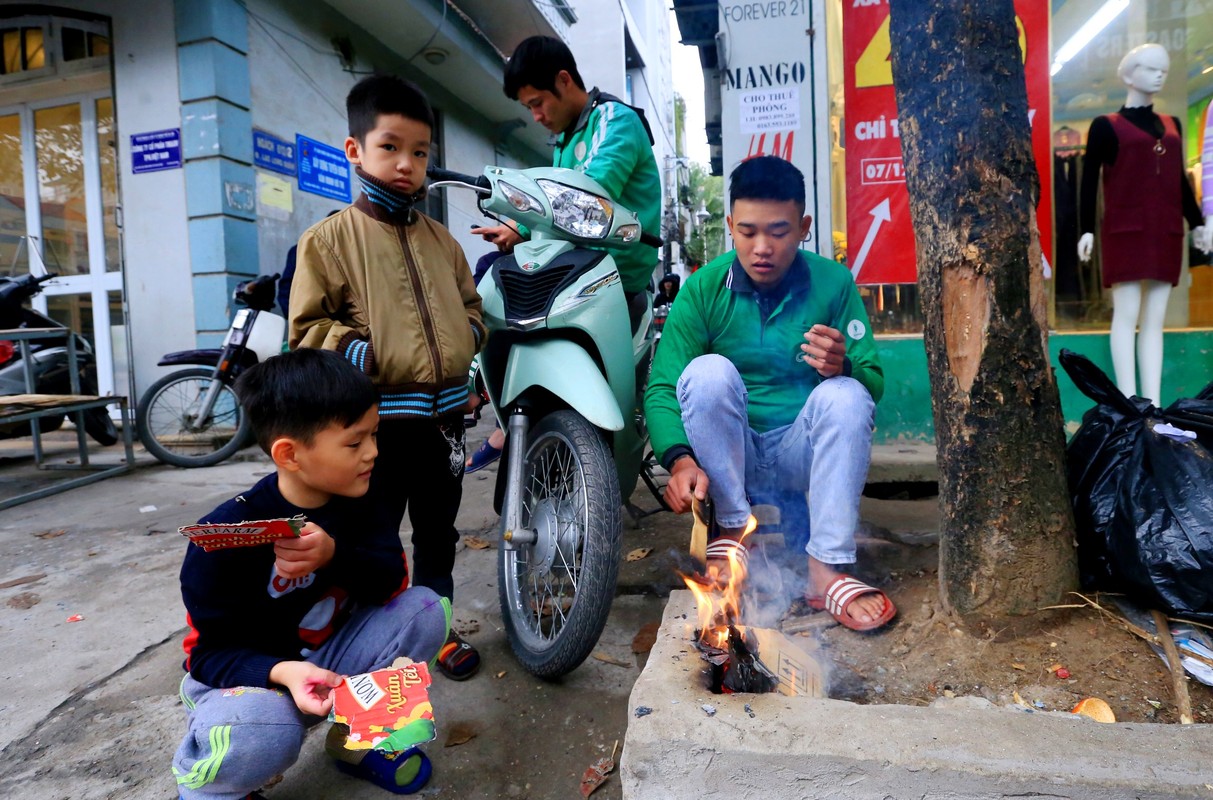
[192,272,256,332]
[188,216,259,275]
[184,158,257,220]
[181,99,253,163]
[178,41,250,107]
[175,0,248,53]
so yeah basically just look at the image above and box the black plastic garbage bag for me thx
[1060,349,1213,621]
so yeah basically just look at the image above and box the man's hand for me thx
[471,223,523,253]
[274,521,335,580]
[269,660,342,716]
[801,324,846,378]
[664,456,709,514]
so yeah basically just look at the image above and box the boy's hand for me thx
[801,324,846,378]
[273,521,335,580]
[471,223,522,253]
[664,456,708,514]
[269,660,342,716]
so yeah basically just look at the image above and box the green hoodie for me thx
[644,249,883,467]
[551,89,661,294]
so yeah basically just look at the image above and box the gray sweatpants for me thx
[172,588,449,799]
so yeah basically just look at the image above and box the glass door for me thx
[1,90,123,397]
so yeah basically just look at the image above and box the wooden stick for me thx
[1152,609,1194,725]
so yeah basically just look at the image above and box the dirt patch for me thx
[796,532,1213,725]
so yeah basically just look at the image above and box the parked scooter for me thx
[428,164,660,678]
[0,272,118,445]
[137,273,285,468]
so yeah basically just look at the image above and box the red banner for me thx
[843,1,1051,285]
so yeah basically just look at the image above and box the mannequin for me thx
[1078,44,1208,405]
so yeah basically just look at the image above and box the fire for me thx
[681,539,750,643]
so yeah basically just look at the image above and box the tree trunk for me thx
[888,0,1077,616]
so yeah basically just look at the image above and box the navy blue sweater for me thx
[180,473,408,688]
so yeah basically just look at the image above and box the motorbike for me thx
[136,273,285,468]
[0,272,118,445]
[427,164,661,678]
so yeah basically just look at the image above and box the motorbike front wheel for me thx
[498,410,622,679]
[136,367,250,468]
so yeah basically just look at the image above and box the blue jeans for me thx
[676,354,875,565]
[172,588,449,799]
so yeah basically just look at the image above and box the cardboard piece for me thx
[736,625,825,698]
[179,515,305,552]
[330,661,436,752]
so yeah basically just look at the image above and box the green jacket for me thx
[644,249,883,467]
[551,89,661,294]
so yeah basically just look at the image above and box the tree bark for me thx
[888,0,1077,616]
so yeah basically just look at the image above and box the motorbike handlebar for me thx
[426,167,491,191]
[640,232,663,248]
[234,272,280,312]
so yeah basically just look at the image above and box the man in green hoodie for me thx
[472,35,661,297]
[644,156,895,632]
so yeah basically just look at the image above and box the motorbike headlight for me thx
[536,179,613,239]
[499,181,545,216]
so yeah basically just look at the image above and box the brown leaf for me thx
[625,547,652,562]
[631,622,659,654]
[0,573,46,590]
[33,530,65,539]
[579,756,616,797]
[1010,662,1026,671]
[464,536,492,550]
[6,591,39,609]
[443,723,478,747]
[592,651,632,668]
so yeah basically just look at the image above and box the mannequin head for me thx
[1117,44,1169,99]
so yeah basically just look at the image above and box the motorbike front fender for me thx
[498,340,624,431]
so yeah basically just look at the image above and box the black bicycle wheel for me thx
[136,368,249,468]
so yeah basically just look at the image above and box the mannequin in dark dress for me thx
[1078,44,1207,405]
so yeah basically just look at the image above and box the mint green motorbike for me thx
[428,165,660,678]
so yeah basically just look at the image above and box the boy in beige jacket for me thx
[290,74,484,680]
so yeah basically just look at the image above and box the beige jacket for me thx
[289,195,485,418]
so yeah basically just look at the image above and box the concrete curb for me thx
[621,591,1213,799]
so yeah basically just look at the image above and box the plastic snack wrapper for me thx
[330,660,437,752]
[178,515,306,552]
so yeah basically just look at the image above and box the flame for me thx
[681,530,752,644]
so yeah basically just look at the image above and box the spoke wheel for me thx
[498,410,621,679]
[136,367,249,468]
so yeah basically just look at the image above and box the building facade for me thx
[0,0,672,402]
[674,0,1213,441]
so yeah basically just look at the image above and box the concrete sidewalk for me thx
[0,427,939,799]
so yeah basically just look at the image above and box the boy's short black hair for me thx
[503,36,585,100]
[235,348,378,454]
[346,74,434,142]
[728,156,806,211]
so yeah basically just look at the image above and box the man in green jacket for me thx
[644,156,894,631]
[472,35,661,297]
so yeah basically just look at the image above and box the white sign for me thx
[740,88,800,133]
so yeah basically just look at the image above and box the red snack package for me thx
[178,515,306,552]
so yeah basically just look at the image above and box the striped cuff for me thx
[336,332,376,376]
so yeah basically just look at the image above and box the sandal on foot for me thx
[465,438,502,473]
[702,514,758,583]
[807,574,896,631]
[436,631,480,680]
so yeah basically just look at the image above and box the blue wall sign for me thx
[296,134,351,201]
[130,128,182,174]
[253,130,297,176]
